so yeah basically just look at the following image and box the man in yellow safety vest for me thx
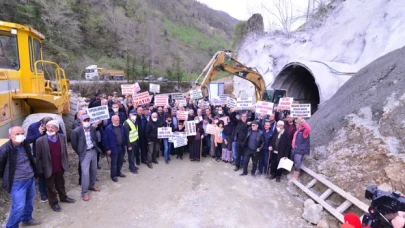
[123,110,139,174]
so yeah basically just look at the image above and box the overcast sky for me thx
[196,0,308,30]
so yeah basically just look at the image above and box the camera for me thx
[362,185,405,228]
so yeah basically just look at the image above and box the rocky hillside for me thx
[307,46,405,200]
[0,0,238,80]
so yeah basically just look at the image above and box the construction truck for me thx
[195,51,287,104]
[0,21,71,145]
[85,65,125,81]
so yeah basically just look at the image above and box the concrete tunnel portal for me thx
[271,61,354,114]
[273,64,320,113]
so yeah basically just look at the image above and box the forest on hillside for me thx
[0,0,238,81]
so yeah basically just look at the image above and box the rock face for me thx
[302,202,324,224]
[307,46,405,200]
[247,13,264,35]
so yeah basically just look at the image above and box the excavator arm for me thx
[196,51,266,101]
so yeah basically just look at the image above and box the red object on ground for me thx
[343,213,362,228]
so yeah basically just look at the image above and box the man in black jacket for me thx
[136,106,148,165]
[146,112,160,168]
[240,121,264,176]
[0,126,41,227]
[230,110,255,171]
[269,121,292,182]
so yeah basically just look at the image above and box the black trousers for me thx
[243,148,260,175]
[45,171,67,206]
[270,151,283,177]
[235,142,244,168]
[175,146,185,158]
[110,147,124,178]
[139,136,147,163]
[215,143,222,158]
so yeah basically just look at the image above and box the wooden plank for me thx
[301,166,369,213]
[320,188,334,200]
[306,179,318,188]
[293,180,344,223]
[336,200,353,213]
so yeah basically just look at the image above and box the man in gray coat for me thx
[36,120,75,212]
[71,114,101,201]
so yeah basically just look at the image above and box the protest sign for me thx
[177,99,187,107]
[171,93,184,100]
[87,105,110,123]
[149,83,160,93]
[220,94,229,105]
[219,117,228,126]
[134,82,141,93]
[278,97,294,110]
[121,84,134,96]
[277,158,294,171]
[158,127,173,139]
[255,101,274,115]
[291,104,311,118]
[133,91,151,106]
[211,97,221,106]
[185,121,196,136]
[155,95,168,106]
[190,89,203,100]
[227,98,237,108]
[205,124,217,135]
[177,111,189,120]
[237,97,253,110]
[172,132,188,148]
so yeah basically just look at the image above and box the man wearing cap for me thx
[268,120,291,182]
[103,115,127,182]
[35,120,75,212]
[124,110,139,174]
[71,114,102,201]
[240,120,264,176]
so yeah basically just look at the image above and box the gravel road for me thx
[22,152,311,228]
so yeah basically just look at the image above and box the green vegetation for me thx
[0,0,238,80]
[232,21,249,48]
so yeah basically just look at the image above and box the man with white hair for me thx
[268,120,291,182]
[36,120,75,212]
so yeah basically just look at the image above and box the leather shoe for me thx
[119,174,126,178]
[147,164,153,169]
[61,197,76,203]
[112,177,118,182]
[153,161,159,164]
[82,195,90,201]
[131,170,138,174]
[233,167,240,172]
[51,204,61,212]
[269,175,276,180]
[239,173,248,176]
[88,186,101,192]
[21,218,41,226]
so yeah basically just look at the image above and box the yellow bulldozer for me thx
[0,21,70,145]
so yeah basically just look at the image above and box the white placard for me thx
[190,89,203,100]
[177,99,187,107]
[278,97,294,110]
[172,132,187,148]
[205,124,216,135]
[133,91,151,106]
[277,158,294,171]
[149,83,160,93]
[121,84,134,96]
[172,93,184,100]
[237,97,253,110]
[155,95,168,107]
[87,105,110,123]
[211,96,221,106]
[158,127,173,139]
[134,82,141,93]
[177,111,189,120]
[185,121,196,136]
[256,101,274,115]
[291,104,311,118]
[227,98,237,108]
[220,94,229,105]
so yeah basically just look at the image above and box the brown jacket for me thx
[35,133,69,178]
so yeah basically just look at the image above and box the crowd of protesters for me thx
[0,92,311,227]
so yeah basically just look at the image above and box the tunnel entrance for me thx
[272,64,320,113]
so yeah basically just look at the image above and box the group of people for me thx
[0,92,311,228]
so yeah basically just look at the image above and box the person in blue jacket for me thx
[26,117,63,203]
[103,115,127,182]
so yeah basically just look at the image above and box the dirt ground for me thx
[1,144,313,228]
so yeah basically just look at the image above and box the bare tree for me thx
[262,0,297,37]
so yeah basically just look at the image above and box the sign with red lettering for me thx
[177,111,189,120]
[155,95,168,107]
[277,97,294,110]
[133,91,151,106]
[255,101,274,115]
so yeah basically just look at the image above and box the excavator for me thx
[0,21,70,145]
[195,51,287,104]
